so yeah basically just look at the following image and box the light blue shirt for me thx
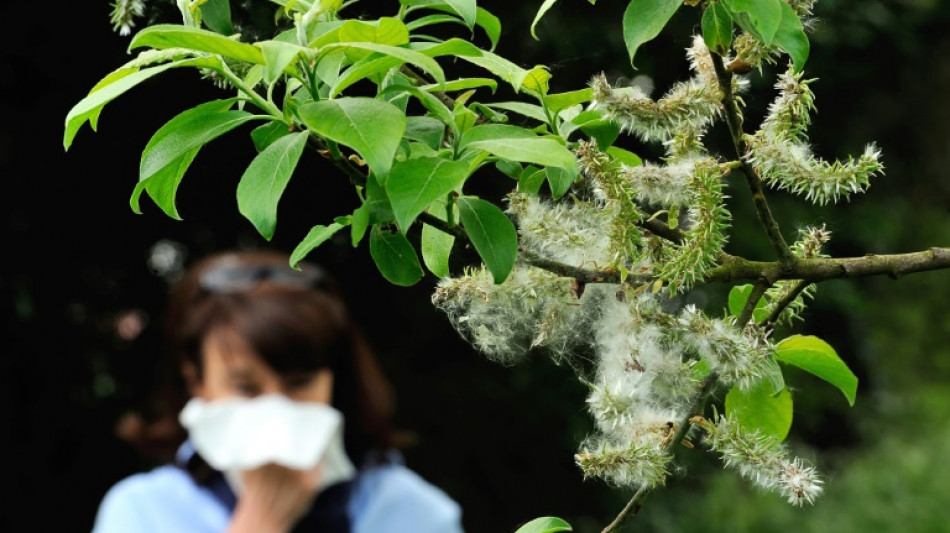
[90,445,464,533]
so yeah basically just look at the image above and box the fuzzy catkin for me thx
[746,70,884,205]
[697,416,824,506]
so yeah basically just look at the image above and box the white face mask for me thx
[178,394,357,495]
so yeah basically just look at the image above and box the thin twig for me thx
[710,53,794,269]
[764,280,811,329]
[601,373,722,533]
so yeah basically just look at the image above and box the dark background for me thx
[3,1,950,532]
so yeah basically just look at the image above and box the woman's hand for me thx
[226,464,323,533]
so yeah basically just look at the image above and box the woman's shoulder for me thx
[349,454,464,533]
[91,465,228,533]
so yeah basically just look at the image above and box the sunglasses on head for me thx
[198,258,329,294]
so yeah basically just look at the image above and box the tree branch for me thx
[706,248,950,283]
[710,53,794,269]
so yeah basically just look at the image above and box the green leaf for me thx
[339,17,410,47]
[545,166,577,199]
[725,381,793,442]
[514,516,573,533]
[530,0,562,40]
[139,99,256,183]
[324,42,445,95]
[260,41,305,85]
[457,50,529,93]
[723,0,783,46]
[386,157,470,232]
[406,13,464,32]
[250,121,292,152]
[456,197,518,284]
[773,1,809,73]
[604,146,642,167]
[417,77,498,94]
[727,284,768,323]
[200,0,234,35]
[328,38,480,99]
[129,147,199,219]
[520,65,552,95]
[400,0,477,29]
[369,226,425,286]
[544,88,594,114]
[519,167,546,194]
[298,97,406,181]
[129,24,264,64]
[63,57,217,150]
[775,335,858,406]
[421,198,455,278]
[622,0,682,68]
[350,204,371,247]
[237,130,309,240]
[405,116,446,150]
[474,7,502,51]
[484,102,548,124]
[290,222,347,267]
[702,1,733,55]
[460,125,577,170]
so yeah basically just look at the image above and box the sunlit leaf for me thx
[622,0,682,68]
[776,335,858,406]
[514,516,573,533]
[298,98,406,180]
[237,130,309,240]
[369,226,424,286]
[725,381,794,442]
[457,196,518,284]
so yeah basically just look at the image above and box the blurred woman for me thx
[91,249,463,533]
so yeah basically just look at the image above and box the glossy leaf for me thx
[484,102,548,123]
[298,98,406,181]
[250,121,292,152]
[129,147,199,219]
[237,130,309,240]
[458,50,529,93]
[530,0,562,40]
[545,166,577,200]
[260,41,305,85]
[725,381,793,442]
[290,222,347,267]
[64,57,216,150]
[775,335,858,406]
[386,157,469,232]
[199,0,233,35]
[139,99,256,183]
[460,125,577,170]
[544,88,593,114]
[128,24,264,64]
[421,198,455,278]
[702,1,733,55]
[325,42,445,95]
[401,0,477,29]
[514,516,573,533]
[622,0,682,68]
[369,226,425,286]
[457,197,518,284]
[723,0,783,46]
[773,1,809,73]
[339,17,409,47]
[405,116,446,150]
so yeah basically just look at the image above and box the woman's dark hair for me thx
[159,249,396,479]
